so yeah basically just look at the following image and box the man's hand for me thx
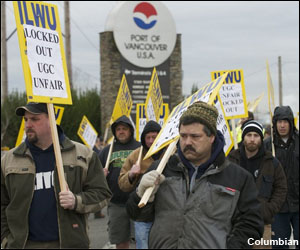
[136,170,165,202]
[129,163,141,182]
[59,186,76,210]
[103,168,109,177]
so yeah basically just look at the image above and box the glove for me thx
[136,170,165,202]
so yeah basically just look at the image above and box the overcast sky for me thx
[3,1,299,121]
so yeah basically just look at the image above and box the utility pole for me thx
[278,56,283,106]
[1,1,8,104]
[64,1,73,89]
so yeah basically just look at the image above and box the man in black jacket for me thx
[264,106,299,249]
[126,102,264,249]
[229,120,287,248]
[99,115,140,249]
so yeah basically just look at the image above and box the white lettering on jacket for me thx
[35,171,54,190]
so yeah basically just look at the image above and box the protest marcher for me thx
[1,102,112,249]
[93,136,106,219]
[264,106,299,249]
[99,115,140,249]
[126,101,264,249]
[228,120,287,249]
[119,120,163,249]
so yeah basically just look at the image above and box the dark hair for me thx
[248,111,254,120]
[179,116,213,137]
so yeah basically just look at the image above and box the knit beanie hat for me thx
[179,101,219,135]
[242,120,264,141]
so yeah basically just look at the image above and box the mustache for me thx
[26,129,35,133]
[183,145,196,153]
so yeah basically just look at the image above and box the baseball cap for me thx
[15,102,48,116]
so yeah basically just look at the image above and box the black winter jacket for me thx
[264,106,299,213]
[228,146,287,224]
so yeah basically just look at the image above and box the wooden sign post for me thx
[47,103,66,191]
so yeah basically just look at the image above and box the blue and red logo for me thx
[133,2,157,30]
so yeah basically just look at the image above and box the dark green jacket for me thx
[1,137,112,249]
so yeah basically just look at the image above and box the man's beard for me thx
[244,142,260,152]
[26,130,38,144]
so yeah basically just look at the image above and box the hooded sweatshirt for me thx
[99,116,140,204]
[141,120,163,160]
[264,106,299,213]
[118,120,163,193]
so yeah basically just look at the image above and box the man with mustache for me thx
[126,101,264,248]
[229,120,287,248]
[264,106,299,249]
[1,102,112,249]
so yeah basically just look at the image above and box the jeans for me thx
[272,212,299,249]
[134,221,152,249]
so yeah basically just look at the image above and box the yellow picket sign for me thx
[13,1,72,104]
[110,75,133,124]
[266,61,275,119]
[266,60,276,156]
[77,116,98,149]
[144,73,228,160]
[248,92,264,112]
[211,69,248,119]
[136,103,169,141]
[145,67,163,122]
[213,95,234,156]
[138,73,229,208]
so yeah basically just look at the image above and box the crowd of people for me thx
[1,101,298,249]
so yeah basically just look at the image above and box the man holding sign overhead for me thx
[1,103,112,249]
[126,101,263,248]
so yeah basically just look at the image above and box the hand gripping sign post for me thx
[104,74,133,170]
[211,69,248,149]
[138,73,229,208]
[13,1,72,192]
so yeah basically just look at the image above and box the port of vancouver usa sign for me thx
[112,1,176,68]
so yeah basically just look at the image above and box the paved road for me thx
[88,208,135,249]
[88,208,113,249]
